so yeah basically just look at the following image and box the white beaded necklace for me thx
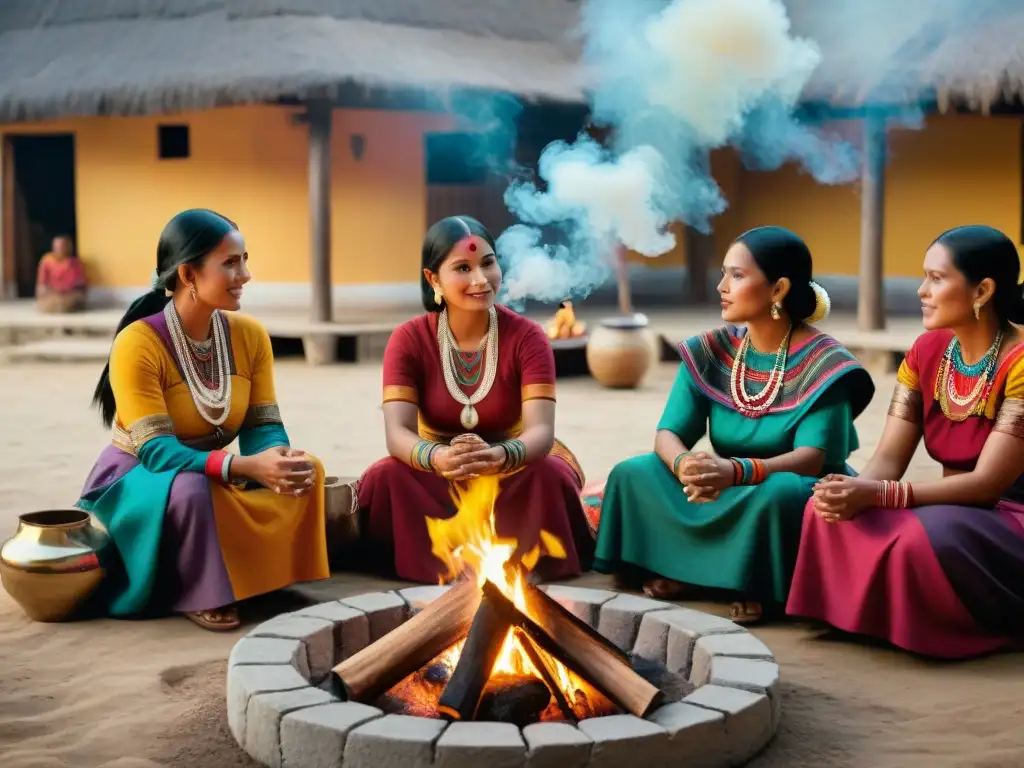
[163,301,232,426]
[437,307,499,429]
[729,326,792,415]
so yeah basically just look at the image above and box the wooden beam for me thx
[858,111,887,331]
[0,136,10,299]
[307,100,333,323]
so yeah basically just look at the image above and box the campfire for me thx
[329,476,665,726]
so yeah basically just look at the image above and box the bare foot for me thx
[184,605,241,632]
[729,600,763,625]
[642,578,689,600]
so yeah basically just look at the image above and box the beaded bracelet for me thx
[876,480,914,508]
[411,440,443,472]
[499,439,527,473]
[672,451,696,476]
[729,457,767,486]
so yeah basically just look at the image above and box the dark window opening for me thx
[158,125,190,160]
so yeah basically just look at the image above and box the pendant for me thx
[460,404,479,430]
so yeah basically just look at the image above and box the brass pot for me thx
[0,509,111,622]
[585,314,656,389]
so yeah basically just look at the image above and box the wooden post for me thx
[307,100,333,323]
[686,151,714,304]
[858,110,887,331]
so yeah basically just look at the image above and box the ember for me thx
[331,475,665,724]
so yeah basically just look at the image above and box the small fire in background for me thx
[380,476,611,721]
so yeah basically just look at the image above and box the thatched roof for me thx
[0,0,585,122]
[4,0,1024,123]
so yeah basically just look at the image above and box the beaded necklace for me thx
[934,330,1003,421]
[163,301,232,427]
[437,307,499,429]
[729,326,793,416]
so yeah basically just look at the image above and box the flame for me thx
[424,475,581,704]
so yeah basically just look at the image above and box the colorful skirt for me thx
[355,451,594,583]
[786,498,1024,658]
[78,445,330,616]
[591,452,814,603]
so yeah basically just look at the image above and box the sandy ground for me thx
[1,359,1023,768]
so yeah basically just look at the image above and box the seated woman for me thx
[36,235,87,313]
[78,209,329,631]
[787,225,1024,659]
[590,226,873,623]
[345,215,593,583]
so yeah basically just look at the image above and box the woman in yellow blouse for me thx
[79,209,329,631]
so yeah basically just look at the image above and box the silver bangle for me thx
[222,454,233,484]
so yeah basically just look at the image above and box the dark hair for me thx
[735,225,817,321]
[91,208,238,427]
[931,225,1024,325]
[420,215,496,313]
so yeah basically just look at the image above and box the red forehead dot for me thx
[468,242,477,251]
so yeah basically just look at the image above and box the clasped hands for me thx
[432,434,506,480]
[811,473,876,522]
[675,451,734,503]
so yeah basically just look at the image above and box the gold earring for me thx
[189,283,197,301]
[770,302,781,320]
[434,288,443,306]
[973,302,981,320]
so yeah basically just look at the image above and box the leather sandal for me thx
[184,606,241,632]
[729,601,764,625]
[642,578,690,600]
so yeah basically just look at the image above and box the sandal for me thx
[729,600,763,625]
[642,578,690,600]
[184,606,241,632]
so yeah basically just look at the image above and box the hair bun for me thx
[805,281,831,324]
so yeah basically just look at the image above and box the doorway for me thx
[2,134,77,298]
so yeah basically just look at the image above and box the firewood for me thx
[481,580,663,718]
[476,674,551,726]
[331,578,480,703]
[515,628,576,722]
[437,587,512,720]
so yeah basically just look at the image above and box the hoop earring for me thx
[973,302,981,320]
[434,288,443,306]
[770,302,782,321]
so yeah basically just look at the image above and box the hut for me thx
[0,0,585,317]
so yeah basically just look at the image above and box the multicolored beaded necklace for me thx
[934,330,1003,421]
[452,347,484,386]
[729,326,793,416]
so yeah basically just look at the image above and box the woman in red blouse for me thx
[349,216,593,582]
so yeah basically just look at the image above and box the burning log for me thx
[515,628,576,722]
[482,580,663,718]
[331,578,480,703]
[437,587,512,721]
[476,674,551,726]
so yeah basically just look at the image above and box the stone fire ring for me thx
[227,585,781,768]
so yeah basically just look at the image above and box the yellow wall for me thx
[1,105,452,288]
[729,113,1022,277]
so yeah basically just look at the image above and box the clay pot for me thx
[0,509,111,622]
[585,314,656,389]
[324,476,361,559]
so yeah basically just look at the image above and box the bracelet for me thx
[672,451,696,476]
[499,439,527,473]
[411,440,443,472]
[729,458,766,486]
[204,449,231,484]
[876,480,914,508]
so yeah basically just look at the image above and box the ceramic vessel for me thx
[324,477,361,559]
[0,509,110,622]
[585,314,656,389]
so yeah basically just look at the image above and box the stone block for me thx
[343,714,447,768]
[689,633,775,686]
[250,615,335,682]
[596,594,672,651]
[683,684,774,766]
[227,663,310,747]
[294,601,372,661]
[542,585,617,626]
[659,609,743,675]
[647,702,728,768]
[576,714,669,768]
[229,636,309,679]
[434,722,527,768]
[340,592,409,641]
[522,722,592,768]
[396,584,451,614]
[280,702,383,768]
[245,687,335,768]
[706,657,781,732]
[303,334,336,366]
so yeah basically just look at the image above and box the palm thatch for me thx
[0,0,585,122]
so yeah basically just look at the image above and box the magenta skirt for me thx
[786,497,1024,659]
